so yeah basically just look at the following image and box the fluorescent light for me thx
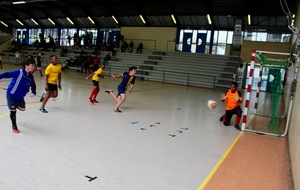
[139,15,146,24]
[16,19,24,26]
[171,14,177,24]
[31,18,38,25]
[0,21,8,27]
[248,14,251,25]
[13,0,25,4]
[112,15,118,24]
[48,18,55,25]
[66,17,74,25]
[88,16,95,24]
[207,14,212,25]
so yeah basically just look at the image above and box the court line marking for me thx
[197,131,243,190]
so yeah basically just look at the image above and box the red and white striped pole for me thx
[242,49,256,130]
[254,63,263,114]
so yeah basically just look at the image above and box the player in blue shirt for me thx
[105,66,137,112]
[0,59,37,133]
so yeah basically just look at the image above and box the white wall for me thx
[288,2,300,190]
[121,27,177,51]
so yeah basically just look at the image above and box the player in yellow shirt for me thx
[85,64,105,104]
[39,55,62,113]
[219,82,243,130]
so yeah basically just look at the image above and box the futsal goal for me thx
[241,49,298,137]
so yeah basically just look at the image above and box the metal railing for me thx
[106,64,217,89]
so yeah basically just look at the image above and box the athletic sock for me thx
[92,89,99,100]
[10,111,17,128]
[89,88,97,99]
[235,115,241,126]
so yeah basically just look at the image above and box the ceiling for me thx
[0,0,298,32]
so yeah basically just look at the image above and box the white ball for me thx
[207,100,217,109]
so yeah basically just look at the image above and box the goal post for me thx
[241,49,297,136]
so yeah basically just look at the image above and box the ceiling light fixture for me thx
[0,21,8,27]
[16,19,24,26]
[171,14,177,24]
[66,17,74,25]
[139,15,146,24]
[248,14,251,25]
[88,16,95,25]
[13,0,26,5]
[31,18,38,25]
[112,15,118,24]
[207,14,212,25]
[48,18,55,25]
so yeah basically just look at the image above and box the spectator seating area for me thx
[104,50,241,89]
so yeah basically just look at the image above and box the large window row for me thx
[177,29,291,55]
[14,28,291,55]
[14,28,121,48]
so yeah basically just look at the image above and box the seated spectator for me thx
[121,41,128,52]
[93,47,99,55]
[103,53,111,65]
[60,47,68,57]
[67,57,75,67]
[61,61,69,70]
[128,41,134,53]
[136,42,143,53]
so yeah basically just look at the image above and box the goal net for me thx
[242,50,295,136]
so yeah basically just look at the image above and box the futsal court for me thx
[0,64,290,190]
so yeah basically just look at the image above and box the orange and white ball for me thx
[207,100,217,109]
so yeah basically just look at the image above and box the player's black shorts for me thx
[92,80,99,87]
[47,83,58,91]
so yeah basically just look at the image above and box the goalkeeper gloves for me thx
[220,93,227,100]
[234,95,240,102]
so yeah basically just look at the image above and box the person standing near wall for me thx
[128,41,134,53]
[35,52,43,77]
[136,42,143,53]
[15,50,21,65]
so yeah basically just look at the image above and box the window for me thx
[44,28,59,43]
[60,28,77,46]
[28,29,42,45]
[244,30,291,42]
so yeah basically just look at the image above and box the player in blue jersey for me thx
[105,66,137,112]
[0,59,37,133]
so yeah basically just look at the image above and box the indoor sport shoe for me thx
[104,89,113,94]
[235,125,241,131]
[89,98,94,104]
[114,108,122,113]
[39,107,48,113]
[40,93,45,102]
[12,127,20,134]
[219,116,223,122]
[93,100,99,103]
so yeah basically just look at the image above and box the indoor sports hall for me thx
[0,0,299,189]
[0,63,291,190]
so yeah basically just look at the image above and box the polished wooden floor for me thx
[0,64,291,190]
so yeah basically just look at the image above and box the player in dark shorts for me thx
[105,66,137,112]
